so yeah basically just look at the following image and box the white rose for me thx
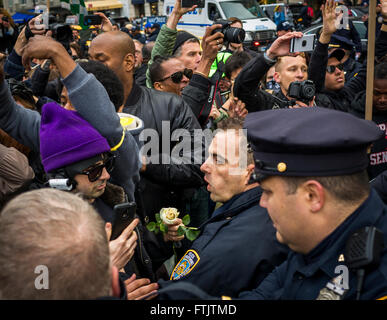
[160,207,179,225]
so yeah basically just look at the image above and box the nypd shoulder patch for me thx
[170,249,200,281]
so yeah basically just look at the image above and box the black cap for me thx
[329,34,355,51]
[172,31,198,55]
[151,22,160,29]
[328,48,346,61]
[244,107,384,180]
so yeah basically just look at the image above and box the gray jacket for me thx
[0,64,142,200]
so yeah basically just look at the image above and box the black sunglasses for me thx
[156,68,193,84]
[82,154,116,182]
[326,64,344,74]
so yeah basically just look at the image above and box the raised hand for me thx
[266,31,304,60]
[322,0,340,36]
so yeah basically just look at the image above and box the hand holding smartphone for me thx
[111,202,137,240]
[290,34,316,53]
[83,15,103,26]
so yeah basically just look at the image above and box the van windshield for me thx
[219,1,265,20]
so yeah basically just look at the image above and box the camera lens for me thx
[302,84,315,100]
[224,27,245,44]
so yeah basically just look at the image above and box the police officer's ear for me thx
[301,180,325,213]
[123,53,135,73]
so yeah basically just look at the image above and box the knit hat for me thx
[172,31,198,55]
[40,102,111,173]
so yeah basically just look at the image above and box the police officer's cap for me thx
[329,34,355,51]
[245,107,384,180]
[328,48,345,62]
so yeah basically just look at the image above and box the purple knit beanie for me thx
[40,102,111,173]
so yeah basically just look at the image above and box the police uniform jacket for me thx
[342,57,362,83]
[167,187,289,297]
[238,190,387,300]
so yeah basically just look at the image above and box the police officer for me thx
[158,117,288,297]
[156,107,387,301]
[328,34,362,82]
[235,107,387,300]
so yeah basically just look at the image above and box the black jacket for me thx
[350,92,387,180]
[134,64,147,87]
[233,53,329,112]
[308,40,367,113]
[163,187,288,297]
[96,183,161,282]
[181,73,214,127]
[123,84,204,193]
[123,84,205,264]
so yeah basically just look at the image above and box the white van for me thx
[163,0,277,52]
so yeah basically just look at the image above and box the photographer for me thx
[221,17,257,57]
[233,31,319,112]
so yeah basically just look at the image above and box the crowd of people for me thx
[0,0,387,302]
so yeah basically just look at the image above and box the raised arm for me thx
[22,36,141,199]
[0,64,41,152]
[308,0,340,91]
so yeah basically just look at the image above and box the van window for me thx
[208,3,220,21]
[219,1,257,20]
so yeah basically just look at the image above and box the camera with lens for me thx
[212,19,245,44]
[48,15,73,54]
[25,14,73,54]
[288,80,315,105]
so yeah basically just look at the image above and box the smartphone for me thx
[111,202,137,241]
[83,15,102,26]
[181,0,205,8]
[290,34,316,53]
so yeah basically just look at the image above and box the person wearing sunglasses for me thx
[324,49,346,92]
[151,56,193,96]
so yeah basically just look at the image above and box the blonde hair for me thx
[275,52,307,72]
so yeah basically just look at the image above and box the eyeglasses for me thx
[156,68,193,84]
[326,64,344,74]
[82,154,116,182]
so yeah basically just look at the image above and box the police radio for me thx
[344,226,385,300]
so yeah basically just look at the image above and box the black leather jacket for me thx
[123,84,204,216]
[123,84,205,267]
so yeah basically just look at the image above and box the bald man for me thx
[89,31,135,102]
[89,31,206,266]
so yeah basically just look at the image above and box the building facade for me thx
[3,0,164,19]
